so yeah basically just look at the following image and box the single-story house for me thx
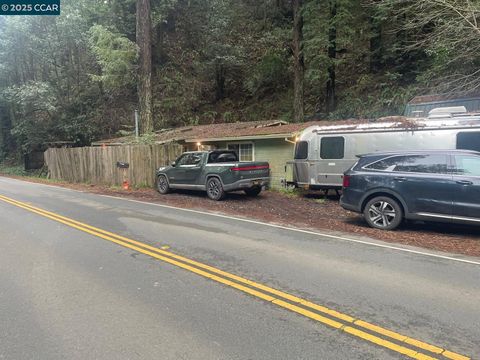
[93,120,322,188]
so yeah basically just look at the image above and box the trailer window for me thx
[320,137,344,159]
[457,132,480,152]
[294,141,308,159]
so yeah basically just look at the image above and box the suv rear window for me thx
[365,154,448,174]
[294,141,308,160]
[364,156,404,171]
[320,137,344,159]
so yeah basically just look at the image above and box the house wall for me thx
[254,139,294,188]
[200,138,294,188]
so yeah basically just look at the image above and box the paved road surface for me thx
[0,177,478,359]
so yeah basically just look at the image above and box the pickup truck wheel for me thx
[244,187,262,197]
[156,175,170,194]
[206,177,225,201]
[363,196,403,230]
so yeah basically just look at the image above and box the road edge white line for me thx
[97,195,480,266]
[2,176,480,266]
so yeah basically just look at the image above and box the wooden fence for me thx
[44,143,183,187]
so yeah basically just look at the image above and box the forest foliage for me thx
[0,0,479,158]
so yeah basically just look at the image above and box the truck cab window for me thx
[294,141,308,160]
[176,154,190,166]
[320,137,345,159]
[177,153,201,166]
[191,154,202,165]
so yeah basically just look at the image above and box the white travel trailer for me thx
[288,107,480,190]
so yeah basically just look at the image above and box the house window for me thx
[227,143,254,162]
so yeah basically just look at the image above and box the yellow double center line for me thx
[0,194,470,360]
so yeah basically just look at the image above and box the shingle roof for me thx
[93,117,412,146]
[94,120,320,145]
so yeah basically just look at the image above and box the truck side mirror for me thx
[171,161,176,167]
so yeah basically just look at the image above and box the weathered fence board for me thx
[44,143,183,187]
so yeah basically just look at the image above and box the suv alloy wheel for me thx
[363,196,403,230]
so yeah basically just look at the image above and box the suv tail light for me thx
[342,175,351,188]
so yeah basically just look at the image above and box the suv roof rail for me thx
[358,149,480,157]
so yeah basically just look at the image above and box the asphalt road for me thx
[0,176,479,360]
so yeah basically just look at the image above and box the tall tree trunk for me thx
[153,10,175,66]
[369,14,382,73]
[326,0,337,113]
[0,105,14,157]
[215,60,226,101]
[0,106,6,157]
[136,0,153,133]
[292,0,304,123]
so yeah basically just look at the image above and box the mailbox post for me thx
[116,161,130,190]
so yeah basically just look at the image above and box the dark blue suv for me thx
[340,150,480,230]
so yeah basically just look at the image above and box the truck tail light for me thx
[231,165,269,171]
[342,175,351,188]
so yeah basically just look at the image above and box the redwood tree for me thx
[292,0,304,123]
[136,0,153,133]
[325,0,337,113]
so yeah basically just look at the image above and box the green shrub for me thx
[0,164,28,176]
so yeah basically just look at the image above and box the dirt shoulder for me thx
[2,175,479,258]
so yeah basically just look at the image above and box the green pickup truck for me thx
[156,150,270,200]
